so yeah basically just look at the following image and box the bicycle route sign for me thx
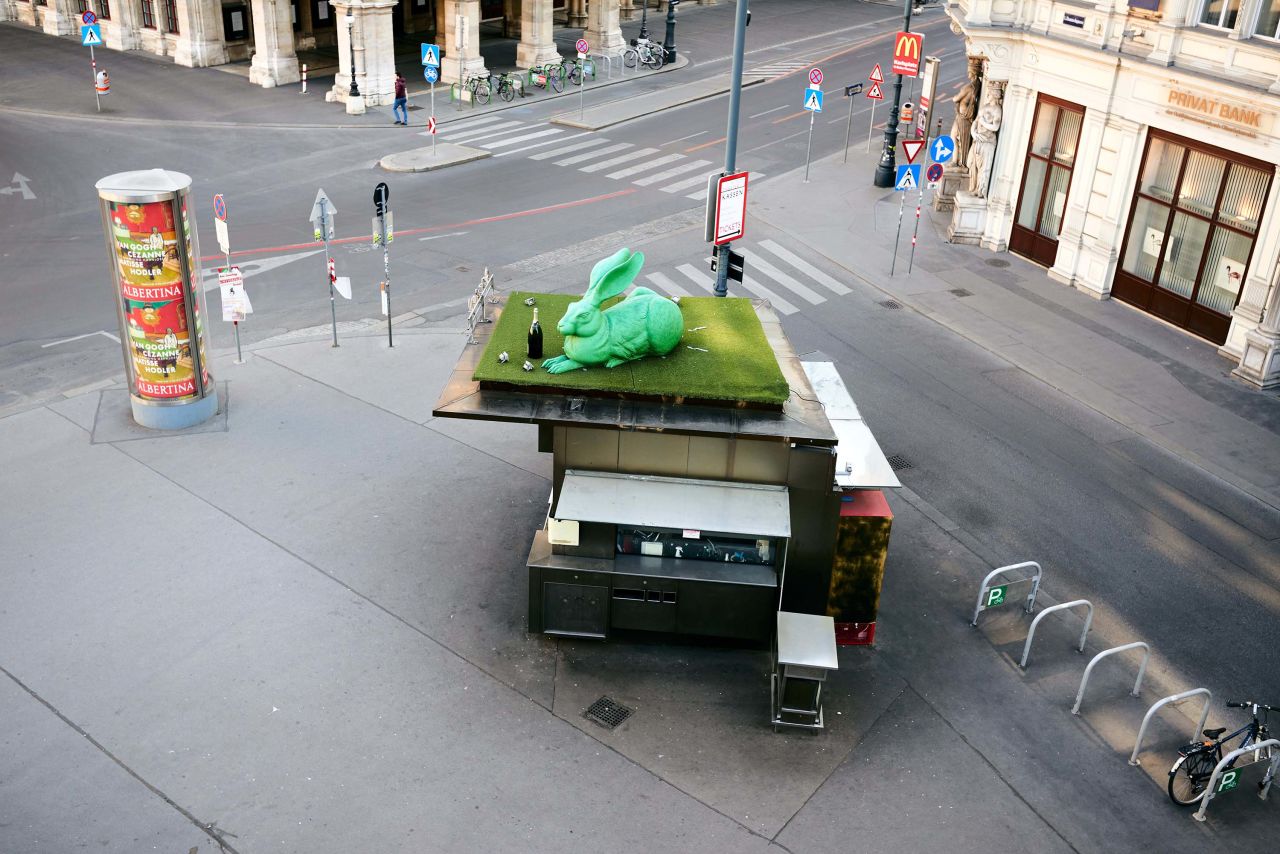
[424,66,439,83]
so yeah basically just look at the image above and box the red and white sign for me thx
[575,38,589,55]
[713,171,749,246]
[217,266,243,289]
[327,257,336,282]
[869,63,884,84]
[892,31,924,77]
[809,67,823,87]
[902,138,925,164]
[866,81,884,100]
[427,116,437,135]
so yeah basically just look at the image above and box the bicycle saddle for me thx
[1202,727,1227,738]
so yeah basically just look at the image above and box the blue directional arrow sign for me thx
[81,24,102,47]
[421,43,441,67]
[894,164,921,192]
[803,88,824,113]
[931,134,955,164]
[424,66,439,83]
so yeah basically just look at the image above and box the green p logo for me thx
[985,585,1007,608]
[1217,769,1240,793]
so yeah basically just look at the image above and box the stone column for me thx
[41,0,78,36]
[327,0,396,112]
[1232,257,1280,388]
[249,0,300,86]
[105,0,145,50]
[173,0,229,67]
[619,0,636,21]
[0,1,16,24]
[1047,109,1106,289]
[568,0,586,28]
[586,0,623,55]
[516,0,559,67]
[979,80,1024,253]
[441,0,486,83]
[1225,170,1280,373]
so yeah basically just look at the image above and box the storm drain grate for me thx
[879,299,903,310]
[986,258,1011,268]
[949,288,973,297]
[585,696,634,730]
[885,454,913,472]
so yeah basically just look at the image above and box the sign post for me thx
[890,143,922,277]
[576,38,589,121]
[81,15,103,112]
[841,83,863,163]
[916,56,940,140]
[802,69,824,183]
[211,194,246,362]
[456,14,467,111]
[866,64,884,153]
[310,188,340,347]
[373,182,393,348]
[422,43,440,154]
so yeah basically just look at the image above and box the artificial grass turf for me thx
[472,291,791,406]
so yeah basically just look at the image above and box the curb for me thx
[379,143,491,173]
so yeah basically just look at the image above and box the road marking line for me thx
[633,159,711,186]
[667,131,707,145]
[685,136,726,153]
[645,271,691,298]
[41,330,121,348]
[758,239,850,295]
[495,131,590,157]
[445,120,524,142]
[528,137,599,160]
[748,255,826,305]
[735,275,800,315]
[772,110,807,124]
[663,172,714,194]
[418,231,469,241]
[742,129,807,154]
[675,263,718,295]
[686,186,708,201]
[482,128,565,149]
[555,141,633,166]
[580,147,659,173]
[606,153,685,180]
[749,105,788,118]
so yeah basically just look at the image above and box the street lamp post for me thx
[663,0,679,64]
[638,2,649,40]
[346,14,360,99]
[872,0,914,188]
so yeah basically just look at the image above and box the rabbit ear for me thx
[587,249,644,304]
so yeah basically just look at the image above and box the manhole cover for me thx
[407,104,424,111]
[886,454,913,472]
[949,288,973,297]
[985,258,1011,268]
[879,299,903,310]
[585,696,634,730]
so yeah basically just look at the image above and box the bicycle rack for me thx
[591,53,615,79]
[1071,641,1150,715]
[1193,738,1280,822]
[971,561,1042,627]
[1129,688,1212,766]
[465,268,496,344]
[1019,599,1092,668]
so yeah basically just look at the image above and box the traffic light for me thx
[709,249,746,282]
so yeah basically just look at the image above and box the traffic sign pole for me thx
[804,110,815,183]
[891,178,907,276]
[715,0,751,298]
[323,199,338,347]
[431,81,437,155]
[908,175,923,274]
[866,96,876,153]
[91,44,100,112]
[843,91,855,164]
[374,182,393,349]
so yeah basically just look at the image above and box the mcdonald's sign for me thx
[892,31,924,77]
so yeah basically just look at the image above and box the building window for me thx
[1200,0,1240,29]
[141,0,155,28]
[76,0,88,12]
[1012,95,1084,266]
[163,0,178,33]
[1258,0,1280,38]
[1117,131,1270,338]
[100,0,111,20]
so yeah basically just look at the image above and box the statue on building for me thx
[950,57,983,170]
[966,83,1004,198]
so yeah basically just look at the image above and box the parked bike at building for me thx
[623,37,664,71]
[1168,700,1276,805]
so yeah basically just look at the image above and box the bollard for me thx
[301,63,308,95]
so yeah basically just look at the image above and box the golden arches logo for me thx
[895,34,921,60]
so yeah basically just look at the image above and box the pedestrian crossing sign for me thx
[803,88,823,113]
[81,24,102,47]
[894,164,921,191]
[421,43,441,67]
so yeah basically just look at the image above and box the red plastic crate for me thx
[834,621,876,646]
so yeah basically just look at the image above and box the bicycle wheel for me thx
[1168,751,1217,806]
[474,81,491,105]
[623,48,638,69]
[550,73,564,94]
[499,79,515,102]
[643,49,664,71]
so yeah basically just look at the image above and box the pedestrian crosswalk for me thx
[631,238,853,317]
[423,115,762,200]
[745,60,811,79]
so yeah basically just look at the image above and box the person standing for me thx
[392,72,408,125]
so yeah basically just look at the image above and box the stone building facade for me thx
[944,0,1280,388]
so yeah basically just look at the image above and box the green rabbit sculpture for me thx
[542,248,683,374]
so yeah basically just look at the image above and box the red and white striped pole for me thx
[301,63,308,95]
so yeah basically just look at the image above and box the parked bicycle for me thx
[623,37,664,70]
[1168,699,1276,805]
[560,57,583,86]
[491,71,522,102]
[463,72,491,105]
[527,63,564,94]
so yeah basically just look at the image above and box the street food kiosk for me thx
[432,289,900,649]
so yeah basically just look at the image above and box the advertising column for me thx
[96,169,218,429]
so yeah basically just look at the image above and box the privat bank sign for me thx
[1166,87,1269,134]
